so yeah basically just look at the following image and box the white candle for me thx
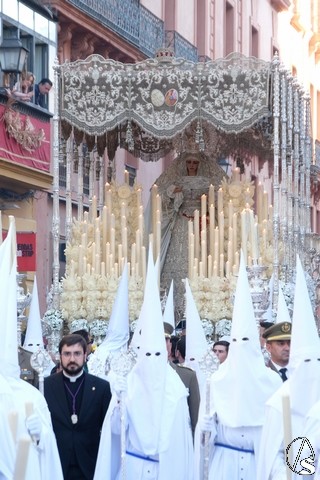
[118,244,123,265]
[233,167,240,182]
[209,205,215,257]
[214,227,219,263]
[213,260,218,277]
[194,210,200,261]
[95,253,100,275]
[219,212,224,255]
[208,254,212,278]
[124,169,129,185]
[110,228,115,261]
[219,253,224,277]
[201,194,207,218]
[201,238,206,277]
[263,191,268,221]
[78,246,83,277]
[234,251,240,270]
[156,221,161,262]
[142,246,146,285]
[101,206,107,261]
[199,261,203,277]
[228,200,234,228]
[209,184,215,208]
[189,235,194,280]
[282,393,293,477]
[8,410,18,442]
[241,209,248,264]
[232,213,238,256]
[218,188,223,216]
[91,195,97,221]
[13,436,31,480]
[136,188,142,208]
[225,260,230,277]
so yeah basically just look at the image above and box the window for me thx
[125,165,136,187]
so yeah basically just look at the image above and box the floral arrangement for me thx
[189,276,237,323]
[43,308,64,330]
[60,272,144,328]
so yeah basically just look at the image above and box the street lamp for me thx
[0,32,29,88]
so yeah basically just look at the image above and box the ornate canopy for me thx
[56,51,273,161]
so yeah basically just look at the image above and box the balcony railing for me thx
[66,0,164,58]
[165,30,198,62]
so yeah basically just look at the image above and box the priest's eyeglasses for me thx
[61,351,84,358]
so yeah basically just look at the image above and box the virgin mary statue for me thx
[151,151,226,317]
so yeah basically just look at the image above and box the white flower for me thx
[43,309,63,330]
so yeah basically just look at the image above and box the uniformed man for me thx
[18,345,39,387]
[262,321,291,381]
[164,322,200,436]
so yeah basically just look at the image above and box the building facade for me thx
[1,0,319,312]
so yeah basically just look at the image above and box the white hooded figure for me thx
[22,276,55,377]
[94,249,194,480]
[303,400,320,477]
[88,263,130,380]
[0,216,63,480]
[162,280,175,330]
[195,252,281,480]
[184,278,210,395]
[257,256,320,480]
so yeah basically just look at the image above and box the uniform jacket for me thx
[170,361,200,435]
[18,347,39,387]
[44,371,111,480]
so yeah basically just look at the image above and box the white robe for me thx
[208,422,262,480]
[0,375,63,480]
[94,369,194,480]
[194,413,262,480]
[303,401,320,477]
[257,381,315,480]
[0,407,15,480]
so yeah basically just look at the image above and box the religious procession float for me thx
[39,49,320,353]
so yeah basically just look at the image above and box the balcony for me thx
[0,91,53,190]
[65,0,164,58]
[165,30,198,62]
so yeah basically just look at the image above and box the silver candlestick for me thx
[199,348,220,480]
[111,350,137,480]
[16,273,32,346]
[246,264,270,327]
[30,347,52,394]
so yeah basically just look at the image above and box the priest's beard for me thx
[62,363,83,376]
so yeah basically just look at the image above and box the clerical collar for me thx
[63,370,84,383]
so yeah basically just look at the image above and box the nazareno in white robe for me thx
[94,365,194,480]
[0,374,64,480]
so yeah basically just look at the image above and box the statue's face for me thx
[186,158,199,176]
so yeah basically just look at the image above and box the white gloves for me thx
[112,374,127,399]
[199,414,214,433]
[25,413,42,441]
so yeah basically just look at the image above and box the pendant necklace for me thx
[64,376,85,424]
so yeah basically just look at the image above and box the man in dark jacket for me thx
[44,334,112,480]
[34,78,52,108]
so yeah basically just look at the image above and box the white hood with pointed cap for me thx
[0,217,20,378]
[285,256,320,416]
[210,252,281,427]
[162,280,175,329]
[126,248,187,455]
[23,276,44,353]
[88,263,130,378]
[184,278,209,393]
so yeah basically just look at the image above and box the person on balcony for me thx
[6,71,35,102]
[34,78,53,108]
